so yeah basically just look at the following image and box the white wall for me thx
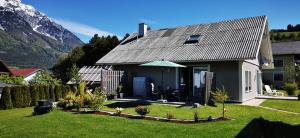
[24,72,39,82]
[240,61,261,102]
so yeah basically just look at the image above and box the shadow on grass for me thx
[236,117,300,138]
[105,101,152,108]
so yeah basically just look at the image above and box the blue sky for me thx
[23,0,300,42]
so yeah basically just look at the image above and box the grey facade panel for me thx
[272,41,300,55]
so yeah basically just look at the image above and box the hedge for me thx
[55,85,62,101]
[0,84,73,110]
[0,87,13,109]
[30,85,39,106]
[22,86,31,107]
[11,86,23,108]
[49,85,55,101]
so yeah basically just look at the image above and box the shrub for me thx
[115,107,123,115]
[166,112,175,119]
[283,83,298,95]
[0,87,13,109]
[62,85,71,98]
[11,86,23,108]
[79,82,86,96]
[194,111,200,122]
[22,86,31,107]
[49,85,55,101]
[135,105,150,116]
[30,85,39,106]
[86,90,106,111]
[57,92,78,110]
[55,85,62,101]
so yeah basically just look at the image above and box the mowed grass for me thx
[1,102,300,138]
[261,99,300,113]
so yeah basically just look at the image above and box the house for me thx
[0,60,41,82]
[263,41,300,87]
[96,16,273,102]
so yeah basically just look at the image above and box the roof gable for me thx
[97,16,267,64]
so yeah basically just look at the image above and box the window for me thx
[273,73,283,82]
[274,59,283,68]
[185,35,203,44]
[245,71,252,92]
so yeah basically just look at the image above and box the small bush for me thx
[283,83,298,95]
[166,112,175,119]
[30,85,39,106]
[135,105,150,116]
[194,111,200,122]
[87,89,106,111]
[115,107,123,115]
[62,85,71,98]
[57,92,78,110]
[0,87,13,109]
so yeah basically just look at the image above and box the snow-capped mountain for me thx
[0,0,83,68]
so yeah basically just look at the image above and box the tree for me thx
[49,85,56,101]
[55,85,62,101]
[0,87,13,109]
[29,71,61,85]
[51,35,120,82]
[287,24,294,31]
[212,86,229,118]
[294,24,300,31]
[68,64,80,84]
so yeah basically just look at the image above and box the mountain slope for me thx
[0,0,83,68]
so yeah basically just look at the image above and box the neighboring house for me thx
[0,60,41,82]
[10,68,41,82]
[96,16,273,102]
[263,41,300,87]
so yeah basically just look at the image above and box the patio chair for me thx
[264,85,284,96]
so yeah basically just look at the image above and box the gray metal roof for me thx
[97,16,267,65]
[67,66,110,84]
[272,41,300,55]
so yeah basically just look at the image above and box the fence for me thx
[101,70,124,95]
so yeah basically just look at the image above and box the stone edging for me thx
[64,110,233,124]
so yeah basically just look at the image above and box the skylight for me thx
[185,35,203,44]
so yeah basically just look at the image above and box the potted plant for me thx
[117,85,124,99]
[115,107,124,115]
[112,92,117,100]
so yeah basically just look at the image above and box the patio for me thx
[256,95,298,100]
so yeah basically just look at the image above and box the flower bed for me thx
[64,109,232,124]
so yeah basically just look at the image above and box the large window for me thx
[245,71,252,92]
[274,59,284,67]
[273,73,283,82]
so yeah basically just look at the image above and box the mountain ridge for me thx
[0,0,83,68]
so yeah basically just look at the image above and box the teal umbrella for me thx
[140,60,186,94]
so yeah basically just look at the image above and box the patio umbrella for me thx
[140,59,186,94]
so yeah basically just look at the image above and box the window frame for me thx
[245,70,252,93]
[273,73,284,82]
[185,35,203,44]
[274,59,284,68]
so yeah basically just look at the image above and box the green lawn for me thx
[1,102,300,137]
[261,99,300,113]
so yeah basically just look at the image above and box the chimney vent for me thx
[138,23,148,37]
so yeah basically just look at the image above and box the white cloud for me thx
[53,18,120,38]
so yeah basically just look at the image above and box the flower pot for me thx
[114,95,118,100]
[119,93,124,99]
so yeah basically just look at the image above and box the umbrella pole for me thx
[161,70,164,99]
